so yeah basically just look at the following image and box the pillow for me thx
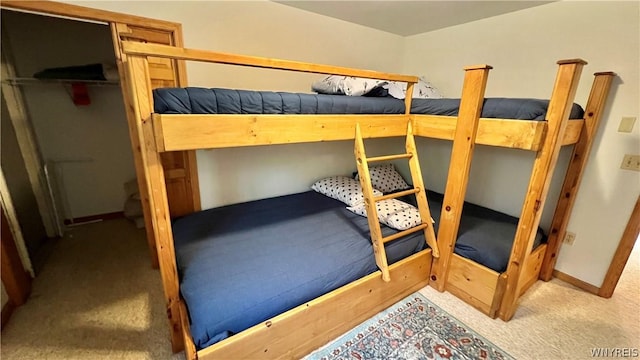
[347,198,429,231]
[311,76,388,97]
[355,164,410,194]
[311,176,382,207]
[384,77,443,100]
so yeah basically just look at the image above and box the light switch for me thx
[618,116,636,133]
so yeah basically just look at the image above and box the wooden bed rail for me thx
[429,64,492,291]
[498,59,587,321]
[121,41,418,83]
[539,71,617,281]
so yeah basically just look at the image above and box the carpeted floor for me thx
[1,218,638,359]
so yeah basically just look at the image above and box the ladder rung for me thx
[374,188,419,202]
[367,153,412,163]
[382,223,428,244]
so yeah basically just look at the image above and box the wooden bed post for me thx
[429,65,492,292]
[539,71,616,281]
[125,55,184,352]
[498,60,586,321]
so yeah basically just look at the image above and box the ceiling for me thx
[274,1,553,36]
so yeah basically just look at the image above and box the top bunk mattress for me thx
[153,87,585,120]
[172,190,425,350]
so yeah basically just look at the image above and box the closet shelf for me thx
[3,77,119,86]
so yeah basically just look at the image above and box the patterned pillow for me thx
[311,176,382,207]
[356,164,410,194]
[385,77,443,99]
[311,75,388,96]
[347,198,429,231]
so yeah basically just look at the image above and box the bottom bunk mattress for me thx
[172,190,426,350]
[422,191,546,273]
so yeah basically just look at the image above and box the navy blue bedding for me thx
[153,87,584,120]
[399,190,545,273]
[172,191,426,350]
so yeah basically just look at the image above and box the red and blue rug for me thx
[304,292,513,360]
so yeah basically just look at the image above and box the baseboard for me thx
[552,270,600,295]
[64,211,124,225]
[1,301,16,330]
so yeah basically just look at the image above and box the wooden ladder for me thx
[354,122,439,282]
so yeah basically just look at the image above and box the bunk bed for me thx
[120,41,614,359]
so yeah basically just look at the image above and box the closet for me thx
[3,9,135,233]
[0,0,195,279]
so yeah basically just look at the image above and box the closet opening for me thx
[1,9,139,272]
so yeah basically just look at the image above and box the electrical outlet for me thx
[563,231,576,245]
[621,154,640,171]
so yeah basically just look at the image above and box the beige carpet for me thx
[420,243,640,360]
[0,219,183,360]
[1,218,638,359]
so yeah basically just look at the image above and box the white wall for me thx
[64,0,405,209]
[3,11,136,219]
[403,1,640,287]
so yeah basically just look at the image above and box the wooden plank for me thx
[518,244,546,296]
[382,224,428,244]
[354,124,390,281]
[0,1,179,31]
[179,300,197,360]
[561,120,584,145]
[375,188,419,202]
[111,23,159,269]
[126,55,183,352]
[540,72,616,281]
[406,122,439,257]
[445,254,500,316]
[498,60,586,321]
[413,115,547,151]
[154,114,409,151]
[121,26,173,44]
[367,153,412,163]
[155,112,564,152]
[122,42,418,83]
[197,249,432,360]
[429,65,492,291]
[598,195,640,298]
[490,273,508,317]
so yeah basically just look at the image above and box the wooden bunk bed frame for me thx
[121,41,614,359]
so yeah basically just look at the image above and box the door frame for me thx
[0,0,199,269]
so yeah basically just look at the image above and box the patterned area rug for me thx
[304,293,513,360]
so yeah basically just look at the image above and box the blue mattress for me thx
[153,87,584,120]
[399,190,545,273]
[172,191,426,350]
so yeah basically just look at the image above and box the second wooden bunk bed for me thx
[121,41,614,359]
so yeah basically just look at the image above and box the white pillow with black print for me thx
[385,77,443,100]
[311,176,382,207]
[356,164,410,194]
[311,76,387,97]
[347,198,430,231]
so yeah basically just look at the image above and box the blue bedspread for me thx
[402,191,545,273]
[153,87,584,120]
[172,191,425,350]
